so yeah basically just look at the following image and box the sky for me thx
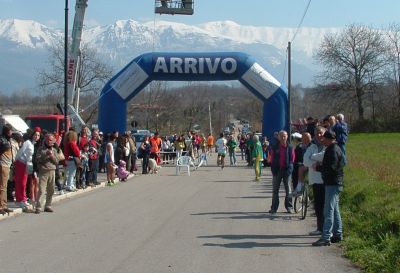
[0,0,399,29]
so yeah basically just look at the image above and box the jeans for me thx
[130,152,137,172]
[79,166,88,187]
[271,169,293,212]
[321,185,343,241]
[65,160,77,190]
[229,150,236,165]
[89,158,99,183]
[240,147,245,160]
[339,144,347,165]
[55,164,63,191]
[142,154,149,174]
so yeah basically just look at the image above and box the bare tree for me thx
[36,39,114,123]
[315,24,387,120]
[128,81,173,132]
[385,23,400,108]
[127,82,268,135]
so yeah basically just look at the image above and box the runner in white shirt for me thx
[215,133,227,169]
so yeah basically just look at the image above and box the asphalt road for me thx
[0,157,360,273]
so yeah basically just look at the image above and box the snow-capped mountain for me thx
[0,19,61,48]
[0,18,339,94]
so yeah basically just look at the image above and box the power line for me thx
[290,0,312,42]
[281,0,312,85]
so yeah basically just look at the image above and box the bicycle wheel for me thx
[300,186,308,220]
[294,194,303,213]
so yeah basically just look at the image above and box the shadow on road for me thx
[225,195,272,199]
[202,241,310,248]
[191,211,303,221]
[199,233,312,249]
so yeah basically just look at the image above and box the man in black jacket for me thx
[312,130,344,246]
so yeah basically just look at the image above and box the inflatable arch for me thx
[98,52,288,141]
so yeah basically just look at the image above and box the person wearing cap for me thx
[34,133,60,213]
[290,132,312,197]
[312,129,345,246]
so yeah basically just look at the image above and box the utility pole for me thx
[208,102,213,135]
[156,113,159,132]
[288,41,292,143]
[64,0,69,133]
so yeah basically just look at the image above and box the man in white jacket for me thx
[303,126,327,235]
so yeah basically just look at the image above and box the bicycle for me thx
[293,175,313,220]
[294,182,310,220]
[293,164,312,219]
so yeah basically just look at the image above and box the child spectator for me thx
[116,160,129,181]
[77,143,89,189]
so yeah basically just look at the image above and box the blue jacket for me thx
[333,121,348,145]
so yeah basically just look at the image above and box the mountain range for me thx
[0,18,340,94]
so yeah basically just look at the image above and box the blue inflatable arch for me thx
[98,52,288,141]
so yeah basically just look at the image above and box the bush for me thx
[350,117,400,133]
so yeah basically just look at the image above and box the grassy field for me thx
[341,133,400,273]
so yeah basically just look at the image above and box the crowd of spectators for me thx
[276,113,349,246]
[1,114,349,247]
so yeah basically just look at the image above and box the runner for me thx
[215,133,227,169]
